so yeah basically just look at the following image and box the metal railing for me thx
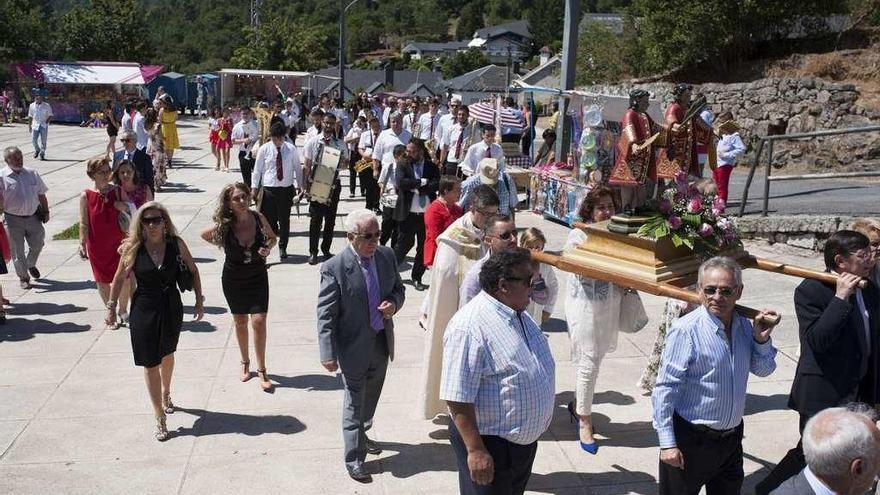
[737,125,880,216]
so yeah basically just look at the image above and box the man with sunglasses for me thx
[317,209,405,483]
[458,214,521,307]
[113,131,155,193]
[652,256,779,495]
[758,230,879,494]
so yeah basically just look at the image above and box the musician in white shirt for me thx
[344,116,367,198]
[358,116,384,211]
[416,98,441,143]
[460,125,503,175]
[303,113,349,265]
[305,108,324,141]
[439,106,473,176]
[232,107,259,187]
[252,122,303,260]
[280,100,299,140]
[435,98,461,149]
[372,112,411,183]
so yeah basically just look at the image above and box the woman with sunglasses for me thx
[80,158,130,326]
[563,185,627,454]
[201,183,276,391]
[105,202,204,441]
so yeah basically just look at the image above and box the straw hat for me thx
[477,158,500,185]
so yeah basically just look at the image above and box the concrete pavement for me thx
[0,119,811,494]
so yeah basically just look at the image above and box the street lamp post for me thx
[339,0,361,100]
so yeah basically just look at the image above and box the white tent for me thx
[218,68,312,106]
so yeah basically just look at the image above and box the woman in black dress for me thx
[104,99,119,157]
[201,183,276,392]
[106,202,204,441]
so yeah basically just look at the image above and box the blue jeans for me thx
[31,125,48,155]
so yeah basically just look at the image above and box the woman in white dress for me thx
[564,185,622,454]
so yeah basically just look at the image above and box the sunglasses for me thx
[702,286,736,296]
[355,232,380,242]
[493,230,516,240]
[142,216,165,226]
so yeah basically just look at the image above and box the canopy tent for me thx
[186,74,219,115]
[468,100,525,131]
[12,61,161,123]
[511,81,663,122]
[146,72,187,111]
[218,68,311,107]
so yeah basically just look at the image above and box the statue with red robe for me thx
[610,89,663,209]
[655,83,712,180]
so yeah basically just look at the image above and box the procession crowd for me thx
[2,86,880,495]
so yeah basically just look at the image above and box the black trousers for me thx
[754,413,808,495]
[659,414,744,495]
[260,186,294,251]
[347,151,363,196]
[309,183,341,255]
[394,212,426,283]
[501,133,521,143]
[380,206,398,248]
[238,151,255,188]
[448,420,538,495]
[361,169,380,211]
[442,161,460,177]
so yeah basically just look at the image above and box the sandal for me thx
[257,368,274,392]
[240,361,252,382]
[163,393,175,414]
[155,415,169,442]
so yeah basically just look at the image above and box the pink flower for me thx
[713,196,726,213]
[698,223,714,237]
[716,218,731,230]
[723,231,738,242]
[668,216,682,230]
[674,169,688,186]
[687,198,702,213]
[658,199,672,213]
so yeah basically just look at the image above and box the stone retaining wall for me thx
[734,215,866,250]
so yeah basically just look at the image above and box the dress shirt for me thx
[461,141,503,175]
[436,113,456,144]
[251,141,302,189]
[133,112,148,150]
[803,467,836,495]
[28,102,53,131]
[358,129,382,157]
[351,245,385,331]
[120,111,133,134]
[279,109,298,130]
[458,173,518,215]
[231,119,259,153]
[373,129,411,167]
[856,287,871,349]
[331,107,349,133]
[717,132,746,167]
[303,135,349,168]
[404,159,429,213]
[442,123,472,163]
[0,167,49,216]
[652,305,777,448]
[402,112,417,134]
[501,108,525,135]
[379,161,398,198]
[416,112,440,141]
[305,125,321,141]
[440,290,556,445]
[382,106,392,129]
[345,126,364,151]
[458,253,547,308]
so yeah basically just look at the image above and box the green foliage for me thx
[55,0,153,62]
[441,47,490,78]
[53,223,80,241]
[230,16,331,71]
[0,0,49,63]
[575,20,631,84]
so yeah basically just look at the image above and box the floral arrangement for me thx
[636,170,741,254]
[88,112,106,128]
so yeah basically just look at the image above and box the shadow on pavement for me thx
[594,390,637,406]
[8,302,88,316]
[369,441,456,479]
[541,317,567,333]
[0,317,90,342]
[269,373,342,391]
[173,407,306,437]
[32,279,96,293]
[182,320,217,333]
[744,393,788,416]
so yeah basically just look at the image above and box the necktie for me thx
[361,256,384,331]
[275,146,283,181]
[455,127,464,160]
[485,145,491,158]
[429,115,435,138]
[415,163,427,208]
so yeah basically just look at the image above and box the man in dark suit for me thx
[393,139,440,291]
[317,209,406,483]
[758,230,879,494]
[113,130,155,193]
[771,406,880,495]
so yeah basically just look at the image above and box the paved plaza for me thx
[0,119,814,494]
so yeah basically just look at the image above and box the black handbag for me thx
[174,240,194,292]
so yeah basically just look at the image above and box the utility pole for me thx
[556,0,580,161]
[339,0,364,101]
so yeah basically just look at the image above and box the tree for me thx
[230,16,331,72]
[54,0,152,62]
[456,1,484,40]
[526,1,565,51]
[441,47,490,78]
[0,0,51,64]
[575,20,631,84]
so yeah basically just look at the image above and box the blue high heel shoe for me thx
[567,401,599,454]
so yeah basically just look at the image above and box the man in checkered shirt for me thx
[440,248,556,495]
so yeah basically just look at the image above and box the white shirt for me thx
[717,132,746,167]
[231,119,259,153]
[358,129,382,157]
[303,135,349,167]
[402,112,417,134]
[345,126,364,151]
[252,141,303,189]
[404,160,429,214]
[280,109,297,130]
[373,129,411,167]
[28,102,53,131]
[379,160,398,197]
[133,112,148,150]
[803,467,836,495]
[436,113,456,145]
[461,141,503,175]
[442,123,472,163]
[305,125,321,141]
[382,107,392,129]
[416,112,441,141]
[0,167,49,216]
[120,111,133,134]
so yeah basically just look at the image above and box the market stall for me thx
[186,74,219,115]
[147,72,187,111]
[218,68,311,108]
[13,61,162,124]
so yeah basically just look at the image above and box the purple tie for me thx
[361,256,384,331]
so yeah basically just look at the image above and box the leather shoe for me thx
[365,437,382,455]
[413,281,428,292]
[308,254,319,265]
[28,266,41,279]
[346,463,372,483]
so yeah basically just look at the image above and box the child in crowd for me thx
[713,111,745,204]
[519,227,558,325]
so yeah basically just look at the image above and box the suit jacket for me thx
[317,245,406,376]
[393,158,440,222]
[769,470,815,495]
[788,277,880,418]
[113,147,155,191]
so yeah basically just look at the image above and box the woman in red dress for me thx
[208,106,221,170]
[216,108,233,172]
[423,175,463,268]
[79,158,130,327]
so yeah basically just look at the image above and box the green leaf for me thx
[682,237,695,250]
[671,233,683,247]
[682,213,701,227]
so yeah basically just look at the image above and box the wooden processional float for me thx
[531,215,863,327]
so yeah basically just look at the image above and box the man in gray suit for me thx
[771,406,880,495]
[317,208,405,483]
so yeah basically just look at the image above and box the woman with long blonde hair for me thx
[105,202,204,441]
[201,183,276,391]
